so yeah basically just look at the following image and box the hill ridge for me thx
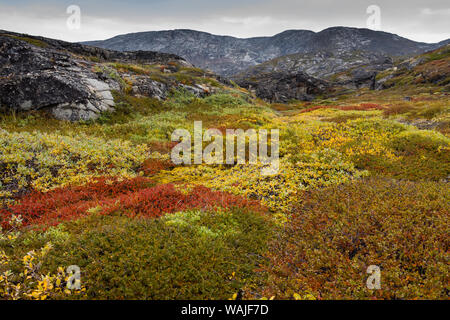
[84,27,449,76]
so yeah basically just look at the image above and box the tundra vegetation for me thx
[0,44,449,300]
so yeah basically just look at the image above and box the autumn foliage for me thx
[0,177,265,229]
[259,178,449,300]
[140,158,176,176]
[300,103,384,113]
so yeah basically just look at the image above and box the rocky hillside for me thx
[234,44,450,102]
[0,31,228,121]
[2,29,448,116]
[235,50,391,79]
[376,44,450,90]
[84,27,447,77]
[237,71,329,103]
[233,50,394,90]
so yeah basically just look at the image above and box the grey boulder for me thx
[0,35,116,121]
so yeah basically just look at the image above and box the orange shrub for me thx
[1,178,265,229]
[258,178,449,300]
[140,159,175,176]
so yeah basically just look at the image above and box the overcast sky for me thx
[0,0,449,43]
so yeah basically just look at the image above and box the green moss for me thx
[0,34,48,48]
[202,92,250,108]
[380,130,450,181]
[174,73,195,85]
[179,66,206,76]
[390,130,449,154]
[423,46,450,62]
[111,63,151,75]
[22,209,273,300]
[413,105,447,119]
[375,69,393,81]
[99,91,165,123]
[326,113,367,123]
[86,56,102,63]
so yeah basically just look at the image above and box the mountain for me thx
[84,27,447,77]
[235,43,450,102]
[236,71,330,103]
[438,39,450,46]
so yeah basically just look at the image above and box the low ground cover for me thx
[1,62,448,299]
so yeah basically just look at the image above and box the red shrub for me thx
[140,159,175,176]
[0,178,265,229]
[299,106,323,113]
[0,177,153,228]
[148,141,178,153]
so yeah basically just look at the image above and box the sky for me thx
[0,0,449,43]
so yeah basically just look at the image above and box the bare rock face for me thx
[237,71,329,103]
[0,35,117,121]
[335,56,394,90]
[0,31,192,121]
[128,75,214,100]
[130,76,169,100]
[233,51,394,93]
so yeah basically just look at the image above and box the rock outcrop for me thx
[232,51,394,101]
[0,31,193,121]
[376,44,450,90]
[237,71,329,103]
[331,56,394,90]
[233,50,394,91]
[0,35,115,121]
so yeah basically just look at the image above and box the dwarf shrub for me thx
[0,178,265,229]
[39,209,273,300]
[0,130,148,204]
[259,178,449,300]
